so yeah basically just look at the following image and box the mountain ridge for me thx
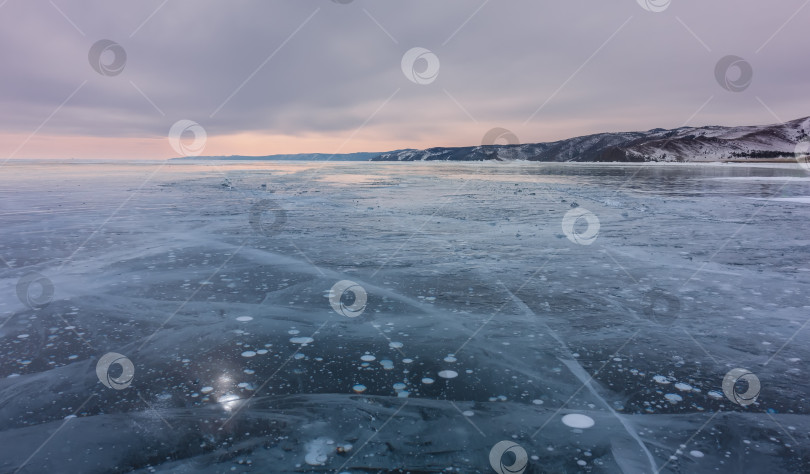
[174,116,809,163]
[373,116,810,162]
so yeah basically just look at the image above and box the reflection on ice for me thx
[217,393,242,412]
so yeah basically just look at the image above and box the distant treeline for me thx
[730,150,797,158]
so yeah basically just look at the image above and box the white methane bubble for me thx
[561,413,595,429]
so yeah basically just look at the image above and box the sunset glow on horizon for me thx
[5,112,791,161]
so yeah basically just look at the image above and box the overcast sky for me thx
[1,0,808,159]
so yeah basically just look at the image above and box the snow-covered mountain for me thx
[373,116,810,162]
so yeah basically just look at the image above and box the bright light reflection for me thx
[217,393,241,412]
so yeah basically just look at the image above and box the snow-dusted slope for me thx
[373,116,810,162]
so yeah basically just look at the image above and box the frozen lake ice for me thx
[1,161,809,473]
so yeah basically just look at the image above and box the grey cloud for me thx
[1,0,808,147]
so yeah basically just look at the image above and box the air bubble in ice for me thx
[664,393,683,403]
[290,337,314,345]
[438,370,458,379]
[674,382,693,392]
[561,414,595,429]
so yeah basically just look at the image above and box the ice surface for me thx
[1,161,809,473]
